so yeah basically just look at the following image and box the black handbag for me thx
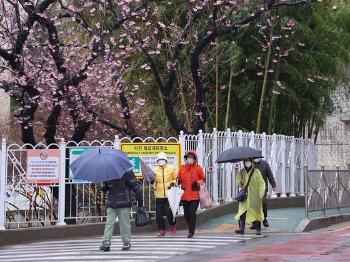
[235,170,254,202]
[135,207,151,227]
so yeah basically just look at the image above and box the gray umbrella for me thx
[217,146,263,163]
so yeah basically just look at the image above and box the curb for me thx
[295,214,350,232]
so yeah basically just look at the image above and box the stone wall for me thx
[315,88,350,169]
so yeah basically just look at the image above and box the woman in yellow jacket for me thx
[235,158,266,235]
[153,152,177,237]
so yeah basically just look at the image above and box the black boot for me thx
[235,218,245,235]
[255,221,262,235]
[99,245,110,252]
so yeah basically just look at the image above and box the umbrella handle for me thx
[175,179,182,188]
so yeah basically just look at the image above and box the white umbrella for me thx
[167,186,184,222]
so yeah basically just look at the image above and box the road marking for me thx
[0,234,259,262]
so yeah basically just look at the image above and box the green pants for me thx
[102,207,131,246]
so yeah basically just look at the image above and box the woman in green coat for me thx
[235,158,266,235]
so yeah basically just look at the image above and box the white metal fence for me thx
[0,130,315,229]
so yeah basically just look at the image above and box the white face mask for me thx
[244,161,252,168]
[254,158,261,163]
[158,160,166,167]
[187,158,195,165]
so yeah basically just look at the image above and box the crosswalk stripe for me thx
[0,246,202,255]
[2,243,219,251]
[2,260,150,262]
[0,251,184,259]
[121,235,245,239]
[1,256,166,261]
[0,234,258,262]
[0,246,205,254]
[25,237,249,245]
[21,238,244,247]
[12,241,233,247]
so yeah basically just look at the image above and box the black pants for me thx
[240,211,261,230]
[182,200,200,234]
[263,197,268,220]
[156,198,175,230]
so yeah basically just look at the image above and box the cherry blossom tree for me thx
[0,0,153,144]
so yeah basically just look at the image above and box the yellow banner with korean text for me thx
[120,143,182,178]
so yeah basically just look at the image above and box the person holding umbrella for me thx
[152,152,177,237]
[70,148,144,252]
[177,151,205,238]
[235,158,266,235]
[99,169,143,251]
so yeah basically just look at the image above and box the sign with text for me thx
[69,148,92,183]
[120,143,181,178]
[26,149,60,184]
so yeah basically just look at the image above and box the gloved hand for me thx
[137,206,145,211]
[168,183,175,189]
[191,181,200,191]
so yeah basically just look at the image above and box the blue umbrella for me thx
[70,147,132,183]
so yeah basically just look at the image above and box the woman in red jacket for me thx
[177,150,205,238]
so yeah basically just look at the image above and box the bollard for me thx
[0,138,7,230]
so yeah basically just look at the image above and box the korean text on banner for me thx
[26,149,60,184]
[120,143,181,178]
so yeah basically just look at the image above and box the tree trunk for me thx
[268,63,280,134]
[118,90,138,138]
[215,38,219,129]
[44,104,61,145]
[256,45,272,133]
[225,68,233,130]
[71,121,92,143]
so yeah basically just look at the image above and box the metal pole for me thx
[238,130,243,147]
[271,134,277,198]
[113,135,120,150]
[281,135,287,197]
[57,138,66,226]
[290,137,296,197]
[323,168,326,217]
[300,139,305,196]
[0,138,7,230]
[197,130,204,168]
[336,167,340,215]
[225,129,233,201]
[261,132,267,159]
[249,131,255,149]
[304,168,309,219]
[212,128,219,205]
[179,131,186,165]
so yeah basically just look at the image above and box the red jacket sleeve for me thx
[197,166,205,183]
[177,168,182,181]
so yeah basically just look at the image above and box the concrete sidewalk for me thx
[198,206,350,233]
[198,207,305,233]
